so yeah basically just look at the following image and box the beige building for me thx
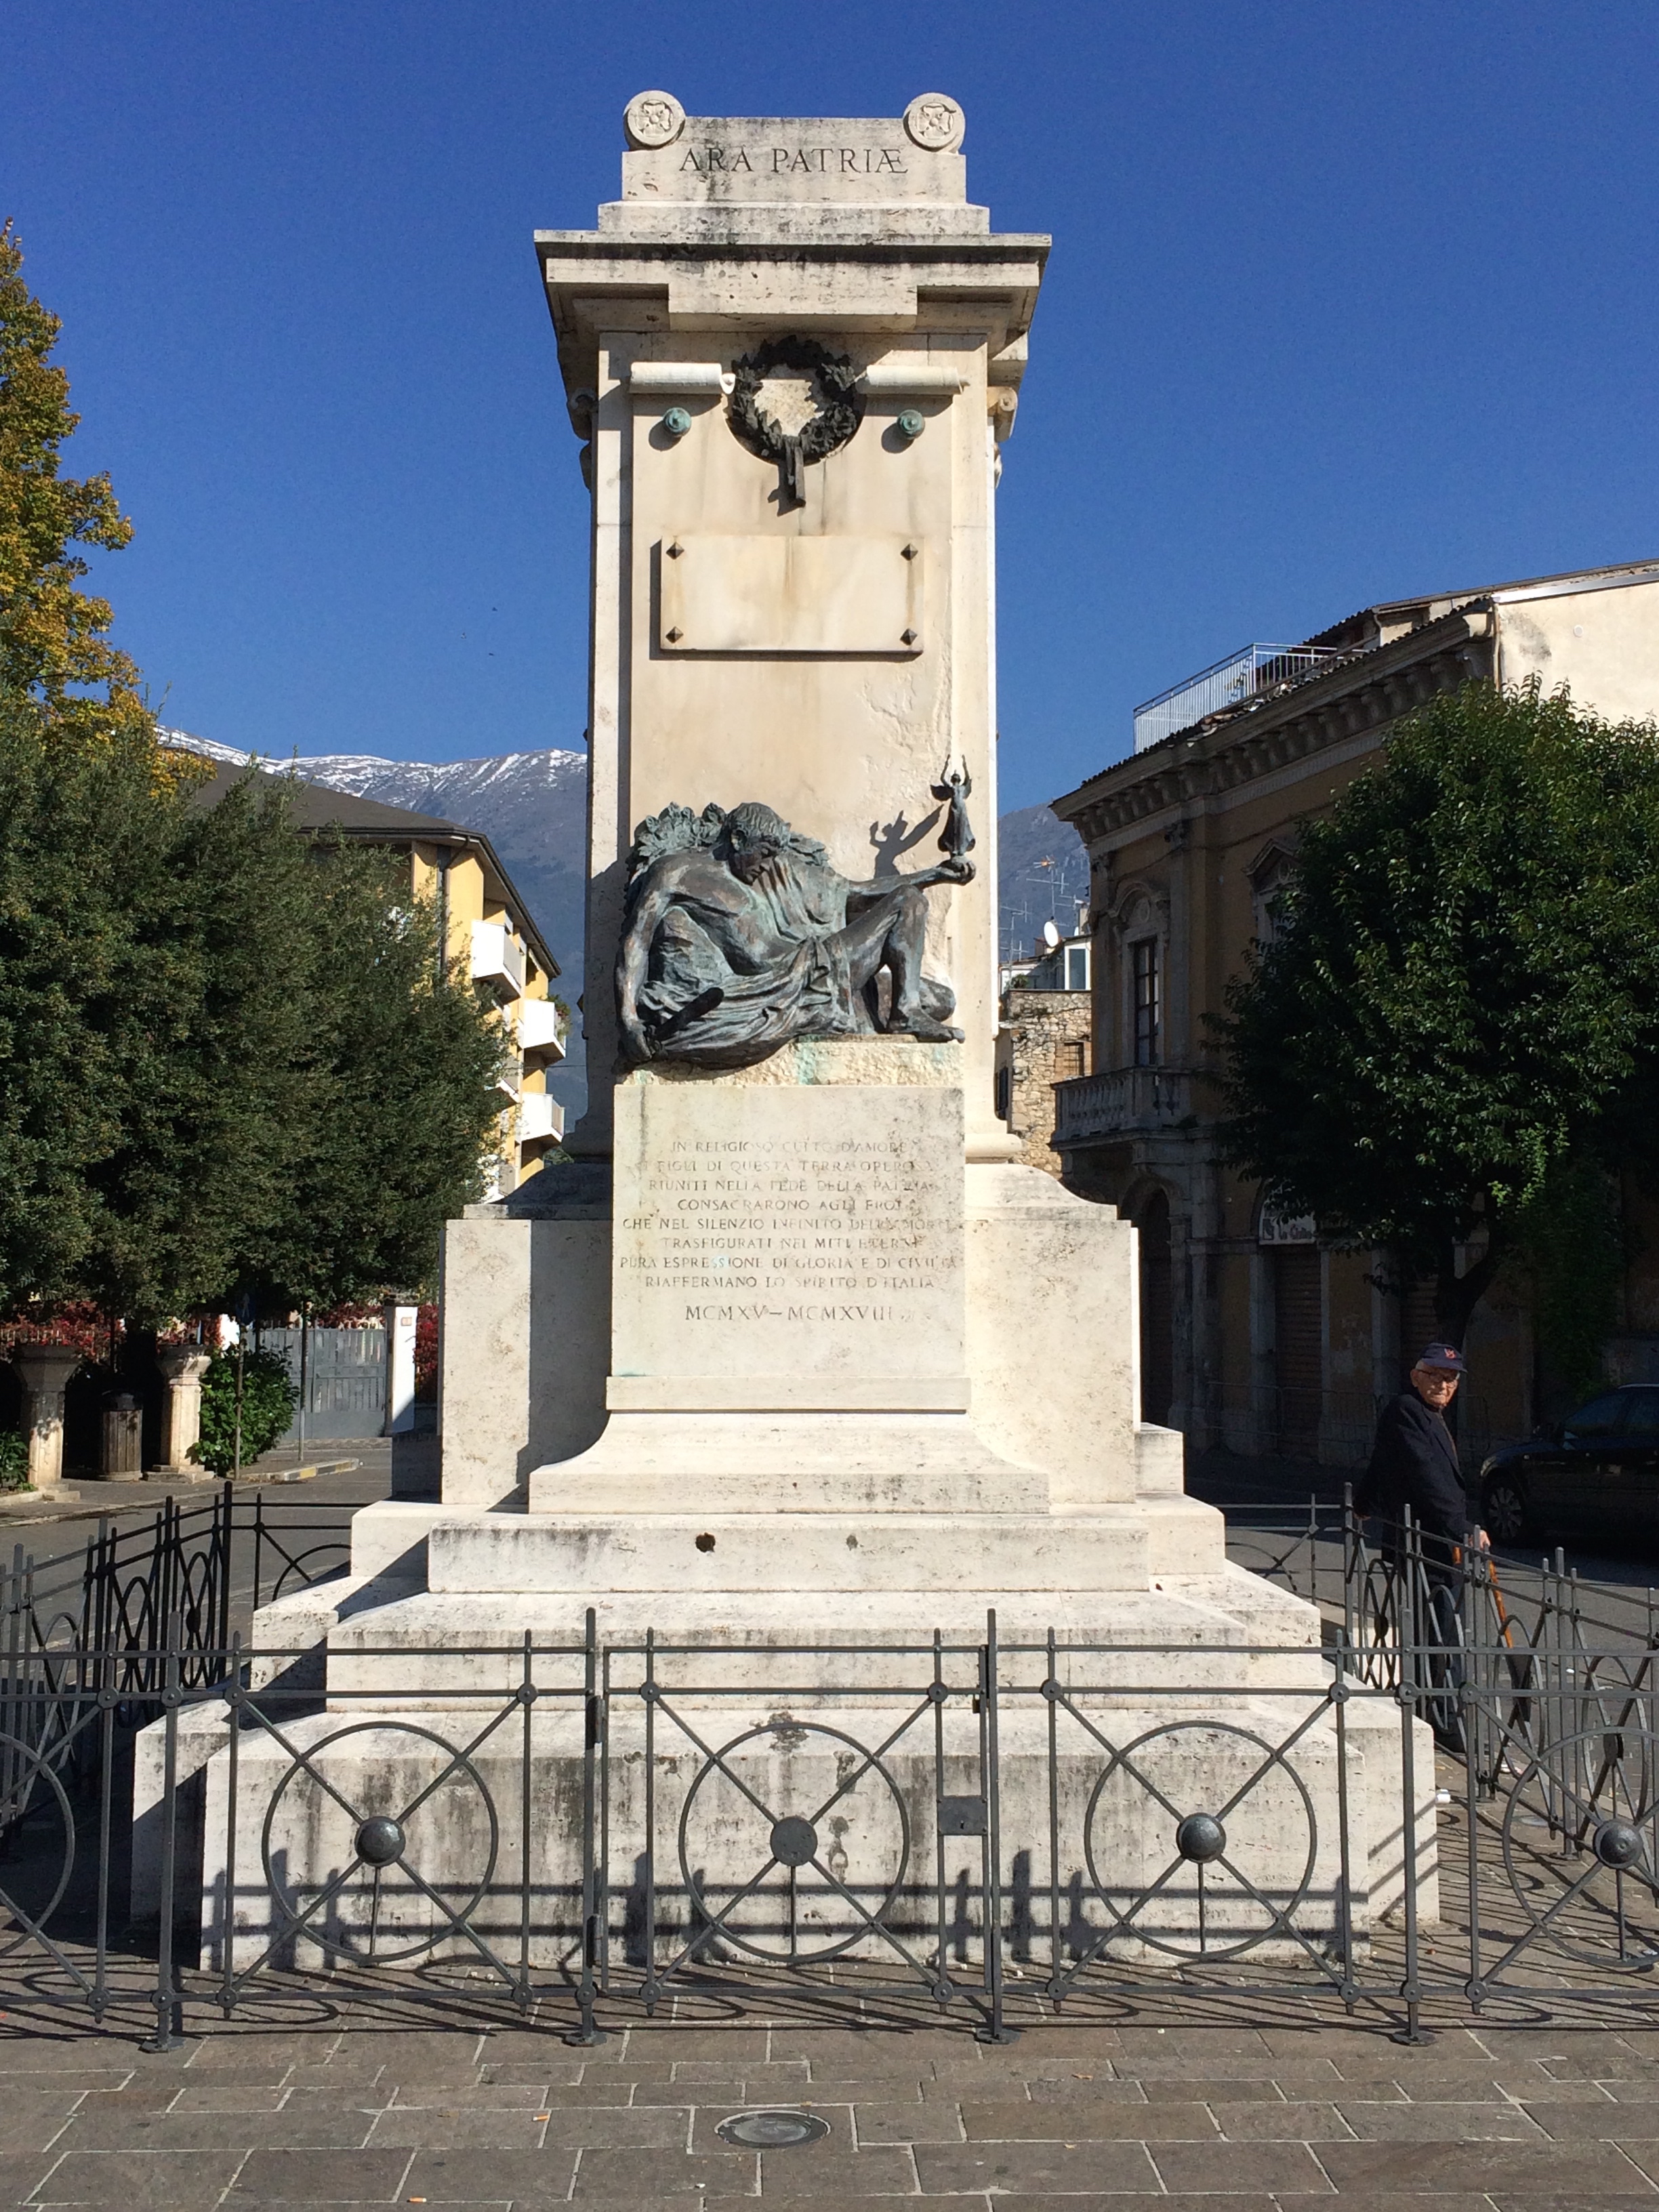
[192,760,566,1193]
[1049,557,1659,1464]
[994,927,1092,1176]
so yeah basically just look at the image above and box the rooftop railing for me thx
[1133,642,1347,753]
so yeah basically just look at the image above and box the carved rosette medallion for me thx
[726,336,865,510]
[902,94,966,152]
[623,90,685,148]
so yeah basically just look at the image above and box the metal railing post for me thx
[567,1608,605,2044]
[975,1608,1017,2044]
[140,1615,188,2053]
[1391,1566,1432,2046]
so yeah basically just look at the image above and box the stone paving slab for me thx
[6,2011,1659,2205]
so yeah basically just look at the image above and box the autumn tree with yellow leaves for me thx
[0,222,148,741]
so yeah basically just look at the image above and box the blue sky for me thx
[7,2,1658,810]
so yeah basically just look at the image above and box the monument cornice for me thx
[1052,605,1498,846]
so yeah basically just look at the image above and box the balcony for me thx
[518,1091,565,1147]
[1053,1065,1198,1147]
[470,920,527,1002]
[1133,643,1347,753]
[517,996,567,1067]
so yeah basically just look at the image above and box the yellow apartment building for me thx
[190,757,566,1193]
[1048,558,1659,1467]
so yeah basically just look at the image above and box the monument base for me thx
[186,1525,1434,1980]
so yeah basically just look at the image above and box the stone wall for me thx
[996,988,1092,1176]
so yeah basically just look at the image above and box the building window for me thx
[1057,1039,1087,1081]
[994,1065,1012,1120]
[1131,938,1160,1066]
[1064,942,1090,992]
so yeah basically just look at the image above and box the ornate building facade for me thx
[1050,559,1659,1464]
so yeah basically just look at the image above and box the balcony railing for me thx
[1052,1065,1198,1145]
[1133,643,1347,753]
[517,997,568,1067]
[518,1091,565,1147]
[470,919,527,1002]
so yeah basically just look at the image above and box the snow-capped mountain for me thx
[163,731,1088,1120]
[163,729,592,1112]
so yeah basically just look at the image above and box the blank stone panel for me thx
[658,534,924,655]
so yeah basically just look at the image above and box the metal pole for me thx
[567,1608,605,2043]
[232,1331,245,1481]
[295,1309,309,1469]
[975,1607,1017,2043]
[140,1615,188,2052]
[1391,1565,1432,2045]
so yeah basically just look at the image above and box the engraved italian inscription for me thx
[613,1084,965,1384]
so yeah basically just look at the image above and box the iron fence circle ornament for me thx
[1498,1727,1659,1968]
[1083,1719,1318,1962]
[715,2110,830,2149]
[262,1719,499,1965]
[1595,1818,1645,1871]
[355,1814,406,1867]
[678,1719,909,1962]
[770,1814,819,1867]
[727,336,865,508]
[1175,1811,1228,1864]
[0,1732,76,1957]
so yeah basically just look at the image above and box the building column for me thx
[12,1347,84,1490]
[155,1345,213,1477]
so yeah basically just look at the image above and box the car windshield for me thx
[1562,1391,1629,1439]
[1622,1389,1659,1441]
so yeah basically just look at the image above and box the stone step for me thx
[525,1410,1051,1516]
[324,1576,1326,1706]
[427,1508,1164,1595]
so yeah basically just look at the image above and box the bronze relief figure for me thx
[616,794,973,1069]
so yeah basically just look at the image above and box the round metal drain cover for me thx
[715,2109,830,2149]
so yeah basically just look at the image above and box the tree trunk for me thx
[1434,1221,1507,1349]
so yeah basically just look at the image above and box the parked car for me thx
[1479,1386,1659,1551]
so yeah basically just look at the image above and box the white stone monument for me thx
[220,100,1427,1967]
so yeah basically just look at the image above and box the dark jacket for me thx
[1356,1388,1472,1551]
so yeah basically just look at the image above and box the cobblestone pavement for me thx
[6,2007,1659,2208]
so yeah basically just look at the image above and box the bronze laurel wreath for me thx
[727,335,865,509]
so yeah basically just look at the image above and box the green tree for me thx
[1216,683,1659,1347]
[193,1347,297,1476]
[0,701,508,1324]
[0,225,146,742]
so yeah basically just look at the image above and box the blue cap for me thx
[1416,1343,1467,1374]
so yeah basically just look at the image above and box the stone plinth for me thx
[12,1345,83,1490]
[153,1344,213,1478]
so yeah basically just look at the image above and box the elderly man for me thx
[1359,1344,1486,1563]
[1357,1343,1488,1749]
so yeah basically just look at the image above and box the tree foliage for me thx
[1216,683,1659,1345]
[0,225,146,741]
[0,699,508,1323]
[193,1348,297,1476]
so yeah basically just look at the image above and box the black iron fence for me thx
[5,1507,1659,2053]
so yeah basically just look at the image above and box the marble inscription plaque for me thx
[612,1080,964,1385]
